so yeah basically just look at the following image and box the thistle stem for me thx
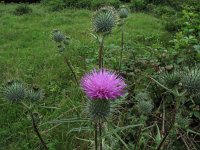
[98,36,104,69]
[134,125,143,150]
[162,100,165,136]
[94,123,98,150]
[119,24,124,73]
[99,122,102,150]
[21,102,48,150]
[63,56,79,86]
[30,111,48,150]
[156,97,180,150]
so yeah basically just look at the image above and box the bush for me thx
[91,0,120,9]
[14,4,32,15]
[42,0,121,11]
[165,17,181,32]
[152,5,176,16]
[130,0,146,12]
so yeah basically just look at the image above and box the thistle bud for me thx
[3,82,26,102]
[118,6,129,19]
[93,6,118,34]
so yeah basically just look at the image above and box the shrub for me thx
[165,17,181,32]
[14,4,32,15]
[42,0,121,10]
[91,0,120,9]
[130,0,146,12]
[152,5,176,16]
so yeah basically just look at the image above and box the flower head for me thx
[81,69,126,100]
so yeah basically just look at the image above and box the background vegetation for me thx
[0,0,199,149]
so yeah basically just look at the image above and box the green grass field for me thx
[0,4,171,149]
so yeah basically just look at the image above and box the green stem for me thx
[156,96,180,150]
[149,76,175,95]
[98,36,104,69]
[134,125,143,150]
[63,56,79,86]
[21,102,48,150]
[99,122,102,150]
[30,111,48,150]
[119,24,124,73]
[94,123,98,150]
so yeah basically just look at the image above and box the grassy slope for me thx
[0,4,170,150]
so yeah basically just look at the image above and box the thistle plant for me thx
[26,88,44,102]
[81,69,126,150]
[135,92,154,114]
[159,70,181,89]
[2,81,48,150]
[181,67,200,94]
[52,29,78,85]
[3,82,26,102]
[150,67,200,150]
[92,6,118,68]
[118,6,129,72]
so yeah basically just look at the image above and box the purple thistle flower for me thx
[81,69,126,100]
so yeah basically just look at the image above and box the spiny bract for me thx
[137,100,154,114]
[93,6,118,34]
[3,82,26,102]
[52,29,65,43]
[88,100,110,122]
[118,6,129,19]
[135,92,154,114]
[181,67,200,94]
[26,89,44,102]
[159,70,181,89]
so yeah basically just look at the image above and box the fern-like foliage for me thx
[93,6,118,34]
[181,67,200,94]
[2,82,26,102]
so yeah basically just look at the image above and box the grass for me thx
[0,3,171,149]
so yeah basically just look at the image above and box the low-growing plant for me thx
[118,5,129,72]
[52,29,79,86]
[1,81,47,149]
[92,6,118,68]
[14,4,32,15]
[130,0,146,12]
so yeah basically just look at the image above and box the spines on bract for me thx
[181,67,200,94]
[26,88,44,102]
[52,29,70,53]
[135,92,154,114]
[118,6,129,19]
[159,70,181,89]
[88,100,110,122]
[93,6,118,35]
[2,82,26,103]
[137,100,154,114]
[52,29,65,43]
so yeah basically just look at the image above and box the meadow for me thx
[0,1,199,150]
